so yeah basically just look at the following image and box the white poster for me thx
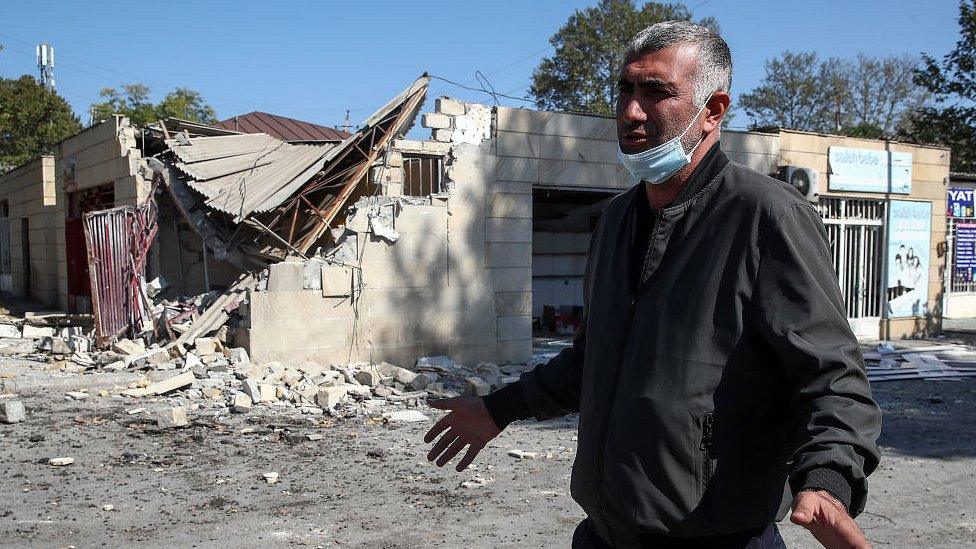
[828,147,912,194]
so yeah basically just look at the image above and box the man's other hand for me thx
[791,490,871,549]
[423,396,501,472]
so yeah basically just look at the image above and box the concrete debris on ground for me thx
[864,342,976,382]
[48,457,75,466]
[0,398,26,423]
[0,293,528,431]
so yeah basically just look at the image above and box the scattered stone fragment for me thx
[409,372,437,391]
[306,433,323,441]
[354,368,381,387]
[101,504,114,512]
[416,355,455,372]
[508,449,538,460]
[112,338,144,356]
[227,347,250,365]
[155,406,189,428]
[65,391,89,401]
[242,379,261,402]
[194,337,221,356]
[460,475,492,488]
[263,472,279,484]
[382,410,429,423]
[202,387,222,400]
[48,457,75,466]
[464,376,491,397]
[258,383,276,403]
[122,371,194,397]
[126,407,145,415]
[231,393,253,413]
[21,325,55,339]
[316,386,348,409]
[373,385,393,397]
[0,324,20,338]
[104,360,126,372]
[0,399,26,423]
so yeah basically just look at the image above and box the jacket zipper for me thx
[596,215,663,536]
[700,412,715,493]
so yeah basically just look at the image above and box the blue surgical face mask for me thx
[617,103,708,185]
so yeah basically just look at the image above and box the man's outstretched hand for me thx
[424,396,501,472]
[791,490,871,549]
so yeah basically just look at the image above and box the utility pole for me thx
[338,110,353,133]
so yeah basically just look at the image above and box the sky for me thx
[0,0,964,134]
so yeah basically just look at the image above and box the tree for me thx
[530,0,718,116]
[740,52,925,138]
[900,0,976,173]
[739,52,828,132]
[0,75,82,172]
[91,84,217,127]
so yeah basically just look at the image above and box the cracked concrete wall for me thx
[247,98,524,366]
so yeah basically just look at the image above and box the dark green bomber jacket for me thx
[493,153,882,544]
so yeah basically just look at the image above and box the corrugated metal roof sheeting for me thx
[167,133,337,221]
[214,111,350,142]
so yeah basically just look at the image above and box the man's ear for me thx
[703,91,731,132]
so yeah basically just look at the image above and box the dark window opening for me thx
[403,154,444,196]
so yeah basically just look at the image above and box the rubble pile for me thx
[864,342,976,382]
[0,304,528,426]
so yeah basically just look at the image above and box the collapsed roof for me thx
[148,74,429,266]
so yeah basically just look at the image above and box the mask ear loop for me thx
[680,100,711,159]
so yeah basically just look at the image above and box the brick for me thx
[436,97,466,116]
[464,376,491,396]
[232,392,252,412]
[497,131,540,158]
[487,218,532,243]
[21,325,55,339]
[494,291,532,316]
[489,192,532,219]
[155,406,189,428]
[0,324,20,338]
[124,371,194,397]
[194,336,221,356]
[242,379,261,403]
[316,386,348,408]
[422,113,452,129]
[321,264,353,297]
[267,260,305,291]
[487,243,531,268]
[259,383,277,403]
[0,399,26,423]
[433,129,453,142]
[490,267,532,292]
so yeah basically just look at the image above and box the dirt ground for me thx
[2,344,976,548]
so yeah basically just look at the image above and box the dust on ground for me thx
[1,343,975,548]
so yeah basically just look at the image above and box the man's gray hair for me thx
[625,20,732,108]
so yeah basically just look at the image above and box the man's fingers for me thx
[423,414,453,444]
[435,437,469,467]
[427,430,459,463]
[455,441,485,472]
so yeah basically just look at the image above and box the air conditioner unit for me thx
[776,165,820,202]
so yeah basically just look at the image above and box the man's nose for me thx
[619,97,647,125]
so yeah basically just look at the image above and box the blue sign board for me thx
[886,200,931,318]
[948,187,976,218]
[955,223,976,284]
[828,147,912,194]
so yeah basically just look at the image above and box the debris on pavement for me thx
[864,343,976,382]
[48,457,75,466]
[0,398,26,423]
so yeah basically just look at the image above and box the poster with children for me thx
[886,200,931,317]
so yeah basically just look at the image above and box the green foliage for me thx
[530,0,718,116]
[900,0,976,173]
[0,75,82,172]
[739,52,925,138]
[91,84,217,127]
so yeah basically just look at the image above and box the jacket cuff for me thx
[481,381,532,430]
[800,467,853,514]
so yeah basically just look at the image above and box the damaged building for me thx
[0,74,953,370]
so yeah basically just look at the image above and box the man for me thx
[424,21,882,549]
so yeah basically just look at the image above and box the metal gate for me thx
[816,197,886,340]
[83,197,158,346]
